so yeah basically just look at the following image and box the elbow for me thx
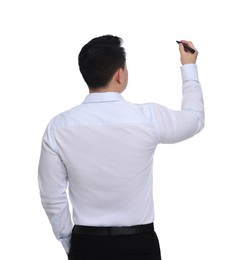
[194,111,205,134]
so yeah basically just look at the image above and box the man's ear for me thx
[115,68,124,84]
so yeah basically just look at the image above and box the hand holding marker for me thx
[176,41,195,53]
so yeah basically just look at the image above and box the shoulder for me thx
[126,101,167,122]
[47,104,83,129]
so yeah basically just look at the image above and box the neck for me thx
[89,84,123,94]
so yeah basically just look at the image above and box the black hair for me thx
[78,35,126,89]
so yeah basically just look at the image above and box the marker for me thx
[176,41,195,54]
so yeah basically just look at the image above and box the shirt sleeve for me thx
[153,64,205,143]
[38,120,73,253]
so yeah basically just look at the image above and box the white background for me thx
[1,0,246,259]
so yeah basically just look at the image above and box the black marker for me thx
[176,41,195,54]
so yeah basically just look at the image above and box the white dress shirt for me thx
[38,64,204,252]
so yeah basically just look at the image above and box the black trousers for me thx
[68,228,161,260]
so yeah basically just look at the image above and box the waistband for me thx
[73,223,154,236]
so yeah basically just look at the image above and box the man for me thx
[38,35,204,260]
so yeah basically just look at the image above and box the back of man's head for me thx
[78,35,126,89]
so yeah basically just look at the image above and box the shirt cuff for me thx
[61,237,71,254]
[180,64,199,82]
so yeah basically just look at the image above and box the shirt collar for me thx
[83,92,124,104]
